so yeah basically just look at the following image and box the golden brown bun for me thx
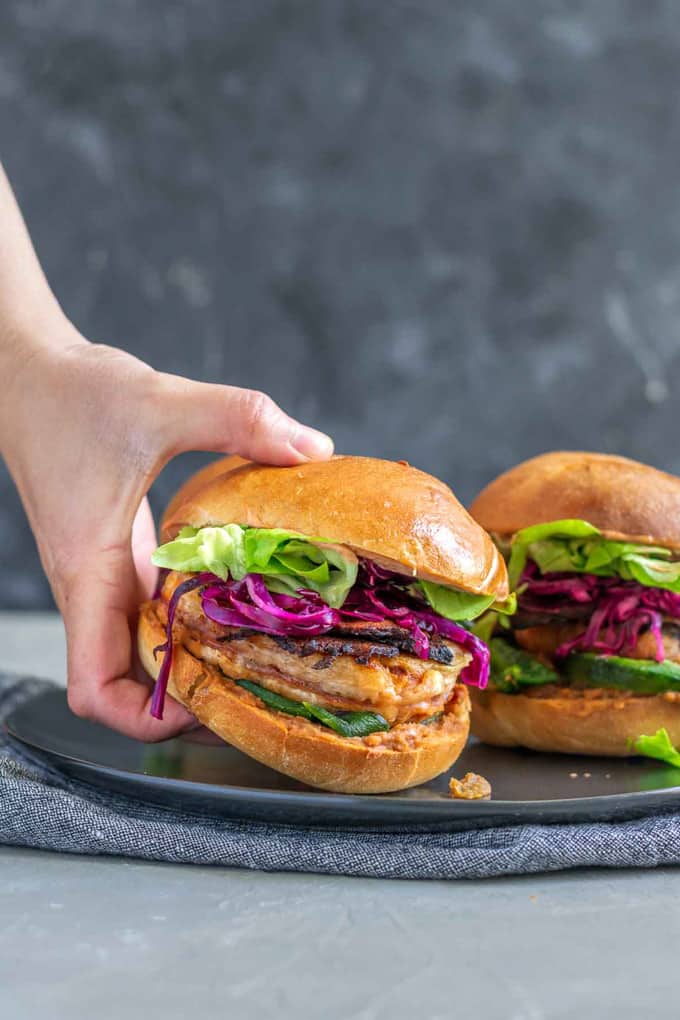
[138,602,470,793]
[161,455,508,599]
[161,456,249,529]
[470,451,680,551]
[470,687,680,756]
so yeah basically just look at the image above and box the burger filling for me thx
[148,524,510,736]
[481,518,680,761]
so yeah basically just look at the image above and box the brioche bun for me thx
[162,454,508,598]
[470,686,680,756]
[138,602,470,793]
[162,456,249,526]
[470,451,680,551]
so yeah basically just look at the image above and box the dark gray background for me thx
[2,1,680,609]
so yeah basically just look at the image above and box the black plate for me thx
[6,689,680,829]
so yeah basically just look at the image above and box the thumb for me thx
[157,375,334,465]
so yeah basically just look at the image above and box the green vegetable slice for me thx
[302,702,391,738]
[235,679,309,717]
[488,638,558,693]
[152,524,358,607]
[420,712,444,726]
[507,518,680,592]
[235,679,390,737]
[563,653,680,694]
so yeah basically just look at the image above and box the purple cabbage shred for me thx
[150,572,215,719]
[518,563,678,661]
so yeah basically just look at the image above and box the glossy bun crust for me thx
[138,601,470,793]
[470,451,680,551]
[470,687,680,756]
[162,455,508,598]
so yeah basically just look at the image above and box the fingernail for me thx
[291,427,334,460]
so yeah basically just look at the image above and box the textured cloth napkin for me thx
[2,671,680,879]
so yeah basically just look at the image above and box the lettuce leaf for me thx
[243,530,356,608]
[471,610,502,643]
[508,518,680,593]
[415,580,516,622]
[633,727,680,769]
[152,525,357,608]
[151,524,246,580]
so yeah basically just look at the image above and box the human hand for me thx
[0,329,333,740]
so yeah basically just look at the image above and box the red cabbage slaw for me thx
[150,561,490,720]
[150,572,215,719]
[337,561,489,687]
[517,562,680,661]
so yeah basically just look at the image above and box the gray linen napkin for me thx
[2,671,679,879]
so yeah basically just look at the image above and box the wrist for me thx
[0,315,88,458]
[0,298,81,360]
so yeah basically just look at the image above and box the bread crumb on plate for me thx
[449,772,492,800]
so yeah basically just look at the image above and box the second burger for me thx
[470,451,680,758]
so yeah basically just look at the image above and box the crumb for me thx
[605,773,612,780]
[529,895,537,902]
[449,772,492,800]
[569,772,578,779]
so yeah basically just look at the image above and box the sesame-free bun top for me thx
[470,451,680,552]
[162,455,508,598]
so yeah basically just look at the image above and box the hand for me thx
[1,330,333,740]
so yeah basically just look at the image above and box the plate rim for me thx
[6,688,680,823]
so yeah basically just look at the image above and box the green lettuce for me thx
[152,524,357,608]
[151,524,247,580]
[508,518,680,592]
[415,580,516,622]
[633,727,680,769]
[470,611,498,643]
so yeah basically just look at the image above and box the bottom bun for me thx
[138,602,470,793]
[470,687,680,756]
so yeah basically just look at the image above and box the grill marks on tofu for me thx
[270,634,402,668]
[214,615,455,665]
[328,620,455,664]
[157,579,471,725]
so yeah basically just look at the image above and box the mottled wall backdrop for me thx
[2,1,680,608]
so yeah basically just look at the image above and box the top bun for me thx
[470,451,680,551]
[162,455,508,598]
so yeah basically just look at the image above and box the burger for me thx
[469,451,680,761]
[138,455,510,793]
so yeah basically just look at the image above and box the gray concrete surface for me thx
[1,611,66,683]
[2,848,678,1020]
[2,613,679,1019]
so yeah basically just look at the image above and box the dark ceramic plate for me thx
[6,688,680,830]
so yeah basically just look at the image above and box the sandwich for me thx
[138,455,510,792]
[469,451,680,759]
